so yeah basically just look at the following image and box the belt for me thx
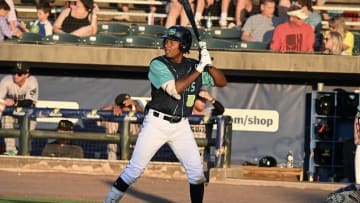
[149,109,184,123]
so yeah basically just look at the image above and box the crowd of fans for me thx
[0,0,359,54]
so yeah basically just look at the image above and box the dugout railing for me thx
[0,107,232,168]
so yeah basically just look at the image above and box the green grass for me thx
[0,197,99,203]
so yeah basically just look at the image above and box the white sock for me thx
[195,12,202,21]
[220,12,227,20]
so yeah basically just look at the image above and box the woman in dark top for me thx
[53,0,98,37]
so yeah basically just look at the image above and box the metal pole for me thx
[120,117,131,160]
[19,115,30,156]
[214,116,225,168]
[224,116,232,168]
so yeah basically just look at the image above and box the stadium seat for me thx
[97,23,130,37]
[210,27,242,41]
[353,34,360,55]
[81,34,121,46]
[16,32,43,43]
[130,24,166,37]
[120,35,161,48]
[201,38,234,50]
[233,41,269,51]
[42,33,81,44]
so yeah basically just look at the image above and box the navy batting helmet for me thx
[258,156,277,167]
[161,25,192,53]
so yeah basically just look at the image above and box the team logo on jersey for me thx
[30,88,37,96]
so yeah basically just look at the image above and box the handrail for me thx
[313,5,360,12]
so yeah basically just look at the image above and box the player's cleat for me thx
[104,187,123,203]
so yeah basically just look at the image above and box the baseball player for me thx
[104,25,227,203]
[0,62,39,155]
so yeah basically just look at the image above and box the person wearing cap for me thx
[100,93,143,160]
[53,0,99,37]
[0,62,39,155]
[270,5,315,52]
[41,119,84,158]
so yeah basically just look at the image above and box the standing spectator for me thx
[323,31,345,55]
[103,25,227,203]
[354,113,360,189]
[100,93,143,160]
[325,16,354,56]
[270,5,315,53]
[0,63,39,155]
[0,0,22,40]
[4,0,20,33]
[241,0,281,43]
[294,0,322,51]
[53,0,99,37]
[41,120,84,158]
[25,2,53,37]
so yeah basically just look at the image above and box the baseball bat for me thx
[179,0,201,43]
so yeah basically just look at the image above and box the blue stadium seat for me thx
[42,33,81,44]
[130,24,166,37]
[233,41,269,51]
[202,38,234,50]
[81,34,121,46]
[97,23,130,37]
[17,32,43,44]
[120,35,161,48]
[210,27,242,41]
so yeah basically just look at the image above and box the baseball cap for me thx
[115,93,131,106]
[287,5,309,20]
[57,120,74,132]
[12,62,30,74]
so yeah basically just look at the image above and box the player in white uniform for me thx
[0,62,39,155]
[104,25,227,203]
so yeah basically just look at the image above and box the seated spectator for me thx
[165,0,195,28]
[294,0,322,51]
[42,120,84,158]
[53,0,99,37]
[194,0,214,27]
[0,0,22,40]
[325,16,354,56]
[270,5,315,53]
[100,93,143,160]
[217,0,253,28]
[323,31,345,55]
[21,2,53,37]
[241,0,281,43]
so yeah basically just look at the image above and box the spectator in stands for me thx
[100,93,143,160]
[194,0,214,27]
[4,0,20,33]
[270,5,315,53]
[0,62,39,155]
[325,16,354,56]
[41,120,84,158]
[218,0,253,28]
[165,0,195,28]
[241,0,281,43]
[0,0,22,40]
[276,0,291,22]
[21,2,53,37]
[323,31,346,55]
[294,0,322,51]
[53,0,99,37]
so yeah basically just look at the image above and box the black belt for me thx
[152,111,183,123]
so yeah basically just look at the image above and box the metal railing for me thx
[0,107,233,168]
